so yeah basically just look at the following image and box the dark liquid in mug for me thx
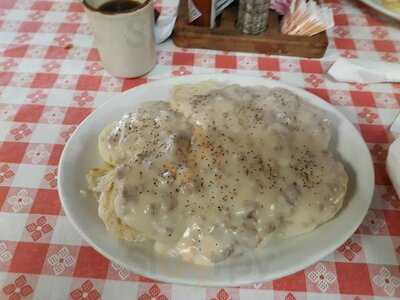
[98,0,143,13]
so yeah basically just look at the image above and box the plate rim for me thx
[58,74,374,286]
[358,0,400,21]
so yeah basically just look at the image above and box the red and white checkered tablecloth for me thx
[0,0,400,299]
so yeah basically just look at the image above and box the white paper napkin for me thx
[155,13,177,44]
[328,58,400,83]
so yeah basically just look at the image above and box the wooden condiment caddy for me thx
[173,1,328,58]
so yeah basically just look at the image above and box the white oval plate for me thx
[359,0,400,21]
[58,74,374,286]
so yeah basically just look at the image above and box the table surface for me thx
[0,0,400,299]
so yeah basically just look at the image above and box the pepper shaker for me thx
[236,0,270,34]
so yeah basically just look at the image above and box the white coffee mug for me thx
[83,0,157,78]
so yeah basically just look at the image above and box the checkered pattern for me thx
[0,0,399,299]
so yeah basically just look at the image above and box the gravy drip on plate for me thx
[101,85,348,265]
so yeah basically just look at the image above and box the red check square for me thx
[384,210,400,236]
[374,40,396,52]
[334,15,349,26]
[31,73,58,89]
[69,2,84,12]
[334,38,356,50]
[350,91,376,107]
[306,88,330,102]
[0,142,28,163]
[0,72,14,86]
[395,93,400,104]
[45,46,69,60]
[374,163,391,185]
[48,144,64,165]
[9,242,49,274]
[18,21,41,33]
[30,189,61,215]
[14,105,44,123]
[63,107,92,125]
[367,16,383,26]
[31,1,53,10]
[258,57,280,71]
[73,246,110,279]
[359,124,389,143]
[273,271,306,291]
[336,262,373,295]
[122,78,147,91]
[76,75,102,91]
[215,55,237,69]
[0,186,10,209]
[0,0,16,9]
[4,45,28,58]
[172,52,195,65]
[87,48,101,61]
[300,60,323,73]
[58,23,80,34]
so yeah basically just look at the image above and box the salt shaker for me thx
[237,0,270,34]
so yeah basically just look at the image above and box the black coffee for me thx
[98,0,143,13]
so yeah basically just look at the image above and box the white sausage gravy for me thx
[88,83,348,265]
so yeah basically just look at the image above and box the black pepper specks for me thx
[101,86,344,260]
